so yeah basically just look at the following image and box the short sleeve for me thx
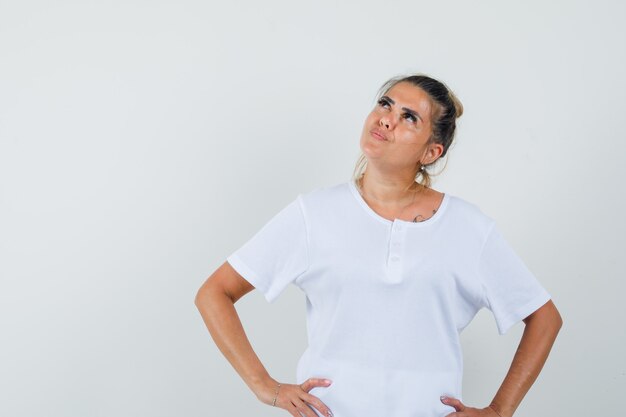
[226,195,309,304]
[478,221,552,335]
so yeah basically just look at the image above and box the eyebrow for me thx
[381,95,423,123]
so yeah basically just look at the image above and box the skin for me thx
[357,81,447,221]
[194,81,563,417]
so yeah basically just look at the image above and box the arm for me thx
[194,261,276,400]
[195,261,334,417]
[488,299,563,417]
[442,299,563,417]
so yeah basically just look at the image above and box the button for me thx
[390,255,400,262]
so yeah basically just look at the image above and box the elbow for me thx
[195,277,233,307]
[549,300,564,332]
[546,307,564,337]
[555,309,564,332]
[195,281,214,307]
[194,288,207,307]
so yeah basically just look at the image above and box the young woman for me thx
[195,73,563,417]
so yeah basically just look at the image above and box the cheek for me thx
[395,129,418,143]
[395,133,427,156]
[398,126,427,143]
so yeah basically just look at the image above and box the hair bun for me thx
[448,91,464,119]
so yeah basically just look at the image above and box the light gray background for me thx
[1,1,624,416]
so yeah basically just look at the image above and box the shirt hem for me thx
[496,290,552,335]
[226,253,275,303]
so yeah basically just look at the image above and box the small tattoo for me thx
[412,209,437,223]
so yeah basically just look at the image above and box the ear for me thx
[425,142,444,164]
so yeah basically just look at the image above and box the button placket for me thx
[386,222,406,283]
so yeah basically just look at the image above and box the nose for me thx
[379,115,392,130]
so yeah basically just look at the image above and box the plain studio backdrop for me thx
[1,1,624,416]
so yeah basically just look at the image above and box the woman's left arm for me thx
[442,299,563,417]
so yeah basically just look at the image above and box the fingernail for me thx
[324,379,332,384]
[440,396,447,402]
[326,410,333,417]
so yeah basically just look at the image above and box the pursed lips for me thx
[370,129,387,141]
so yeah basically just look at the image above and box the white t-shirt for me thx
[226,179,551,417]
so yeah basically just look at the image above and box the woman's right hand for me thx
[258,377,334,417]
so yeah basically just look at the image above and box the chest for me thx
[298,219,480,299]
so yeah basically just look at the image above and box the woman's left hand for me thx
[440,396,503,417]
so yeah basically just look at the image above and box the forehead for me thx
[384,82,433,122]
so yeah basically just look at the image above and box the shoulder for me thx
[446,192,489,217]
[298,180,351,206]
[442,192,496,235]
[292,180,357,225]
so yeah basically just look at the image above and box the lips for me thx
[370,129,387,141]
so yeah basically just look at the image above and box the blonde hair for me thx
[352,73,464,189]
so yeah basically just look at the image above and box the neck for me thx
[357,168,423,204]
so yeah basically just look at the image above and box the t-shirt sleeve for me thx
[477,221,552,335]
[226,194,309,304]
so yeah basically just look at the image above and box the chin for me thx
[360,143,382,160]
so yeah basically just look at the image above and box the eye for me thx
[403,112,417,123]
[377,98,391,108]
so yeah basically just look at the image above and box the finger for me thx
[285,405,301,417]
[284,400,304,417]
[300,378,333,393]
[302,392,334,417]
[441,396,465,412]
[293,397,321,417]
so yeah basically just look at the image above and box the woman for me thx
[195,74,563,417]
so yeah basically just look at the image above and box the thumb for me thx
[300,378,333,392]
[440,396,465,411]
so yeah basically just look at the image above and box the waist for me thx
[297,349,462,417]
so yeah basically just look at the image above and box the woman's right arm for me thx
[194,261,274,398]
[194,261,334,417]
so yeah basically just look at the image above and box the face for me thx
[359,81,443,172]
